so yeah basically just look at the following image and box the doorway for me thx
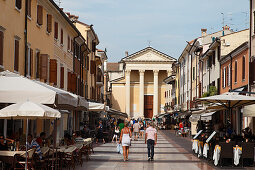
[144,95,153,118]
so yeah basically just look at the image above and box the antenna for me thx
[221,12,225,28]
[147,40,152,47]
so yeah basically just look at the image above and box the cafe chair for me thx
[241,143,254,167]
[219,142,234,167]
[14,148,35,170]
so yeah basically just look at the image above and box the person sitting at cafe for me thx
[36,132,47,147]
[0,134,14,151]
[242,127,252,139]
[64,133,74,146]
[74,131,84,143]
[27,134,42,159]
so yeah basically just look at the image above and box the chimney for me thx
[125,51,128,57]
[223,25,230,30]
[201,29,207,37]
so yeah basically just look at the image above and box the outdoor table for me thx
[203,143,209,158]
[0,151,26,168]
[41,147,50,157]
[233,146,242,166]
[213,145,221,166]
[192,140,199,153]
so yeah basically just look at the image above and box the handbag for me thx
[116,144,121,153]
[119,144,123,154]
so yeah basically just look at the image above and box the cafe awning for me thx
[243,104,255,117]
[0,71,56,104]
[107,108,128,118]
[88,102,105,111]
[200,111,216,121]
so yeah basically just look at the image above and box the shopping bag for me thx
[119,145,123,154]
[116,144,120,153]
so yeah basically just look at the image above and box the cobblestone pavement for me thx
[75,130,221,170]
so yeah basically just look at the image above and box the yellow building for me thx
[0,0,89,136]
[111,47,176,118]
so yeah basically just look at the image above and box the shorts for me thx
[140,130,144,132]
[113,134,118,138]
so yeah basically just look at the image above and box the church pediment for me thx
[122,47,176,62]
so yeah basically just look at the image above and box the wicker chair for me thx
[241,142,254,167]
[219,142,234,167]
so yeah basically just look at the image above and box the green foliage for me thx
[202,86,217,98]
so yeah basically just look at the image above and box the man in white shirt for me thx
[133,120,140,141]
[145,122,157,161]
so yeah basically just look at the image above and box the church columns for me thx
[153,70,159,116]
[125,70,131,116]
[139,70,145,117]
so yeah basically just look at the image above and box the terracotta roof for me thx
[97,49,104,52]
[107,63,119,72]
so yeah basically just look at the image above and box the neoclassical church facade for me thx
[110,47,176,118]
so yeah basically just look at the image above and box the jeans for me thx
[147,139,155,158]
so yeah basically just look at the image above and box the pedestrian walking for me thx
[112,126,120,143]
[133,120,140,141]
[145,122,157,161]
[119,122,132,161]
[96,121,105,144]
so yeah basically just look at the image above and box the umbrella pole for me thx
[25,118,28,170]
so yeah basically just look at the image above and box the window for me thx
[14,39,19,72]
[26,46,31,77]
[223,67,226,88]
[0,31,3,66]
[254,11,255,34]
[67,36,70,51]
[60,29,63,45]
[37,5,43,26]
[242,56,245,80]
[54,22,58,39]
[235,60,237,83]
[35,51,40,79]
[15,0,22,10]
[46,14,52,33]
[226,66,229,87]
[193,67,195,80]
[27,0,31,17]
[228,64,231,86]
[212,51,215,65]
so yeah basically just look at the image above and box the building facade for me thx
[111,47,176,118]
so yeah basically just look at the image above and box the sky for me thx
[58,0,249,62]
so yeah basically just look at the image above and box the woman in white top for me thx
[119,122,132,161]
[112,126,120,143]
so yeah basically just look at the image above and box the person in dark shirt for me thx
[0,135,14,151]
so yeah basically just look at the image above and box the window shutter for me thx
[71,73,77,93]
[14,40,19,71]
[68,36,70,50]
[71,39,73,52]
[27,0,31,17]
[68,72,72,91]
[217,46,221,61]
[0,31,3,66]
[47,14,52,33]
[92,42,96,52]
[222,68,224,88]
[16,0,22,10]
[40,54,48,81]
[226,66,229,86]
[242,56,245,80]
[37,5,43,26]
[60,67,64,88]
[36,52,40,78]
[54,22,58,39]
[49,59,57,85]
[30,49,33,77]
[86,56,89,70]
[61,29,63,44]
[235,61,237,83]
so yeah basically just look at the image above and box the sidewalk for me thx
[75,130,213,170]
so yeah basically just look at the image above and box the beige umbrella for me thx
[197,93,255,109]
[0,101,61,170]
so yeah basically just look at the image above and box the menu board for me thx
[206,131,217,143]
[193,130,203,139]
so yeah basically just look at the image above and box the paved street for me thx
[77,131,214,170]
